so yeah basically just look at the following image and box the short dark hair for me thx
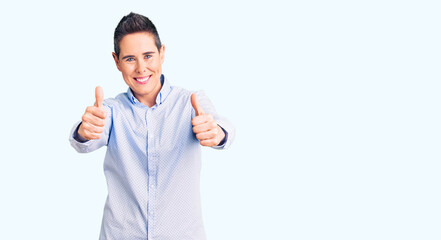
[113,12,162,57]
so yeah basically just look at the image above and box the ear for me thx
[159,44,165,64]
[112,52,122,72]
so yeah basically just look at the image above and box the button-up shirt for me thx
[69,75,235,240]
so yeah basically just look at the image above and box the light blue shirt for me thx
[69,75,234,240]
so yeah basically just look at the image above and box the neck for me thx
[138,96,156,107]
[134,84,162,108]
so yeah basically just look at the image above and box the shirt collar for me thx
[127,74,171,106]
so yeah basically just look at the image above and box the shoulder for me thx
[168,85,194,102]
[167,86,212,111]
[101,92,131,116]
[103,92,129,106]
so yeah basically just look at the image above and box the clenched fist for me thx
[191,93,225,147]
[77,86,107,140]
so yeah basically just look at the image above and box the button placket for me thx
[146,107,157,238]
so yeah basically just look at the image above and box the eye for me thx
[145,55,152,59]
[126,57,135,62]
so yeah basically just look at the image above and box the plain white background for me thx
[0,0,440,239]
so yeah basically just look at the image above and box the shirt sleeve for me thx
[69,104,113,153]
[194,91,235,150]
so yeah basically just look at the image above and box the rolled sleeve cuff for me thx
[69,121,95,153]
[211,121,235,150]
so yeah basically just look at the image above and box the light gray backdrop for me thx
[0,0,440,239]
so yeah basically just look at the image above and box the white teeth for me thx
[136,76,150,82]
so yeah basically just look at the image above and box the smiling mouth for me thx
[134,75,152,84]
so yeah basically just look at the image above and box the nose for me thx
[135,60,147,73]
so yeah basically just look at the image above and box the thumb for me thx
[94,86,104,108]
[191,93,204,116]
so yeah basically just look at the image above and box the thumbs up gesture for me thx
[77,86,107,140]
[191,93,225,147]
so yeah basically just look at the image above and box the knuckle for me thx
[99,109,107,118]
[82,121,90,129]
[203,140,214,147]
[96,127,104,134]
[89,132,100,139]
[83,130,91,139]
[209,131,216,138]
[193,116,201,123]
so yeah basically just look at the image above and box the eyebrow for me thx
[121,51,156,60]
